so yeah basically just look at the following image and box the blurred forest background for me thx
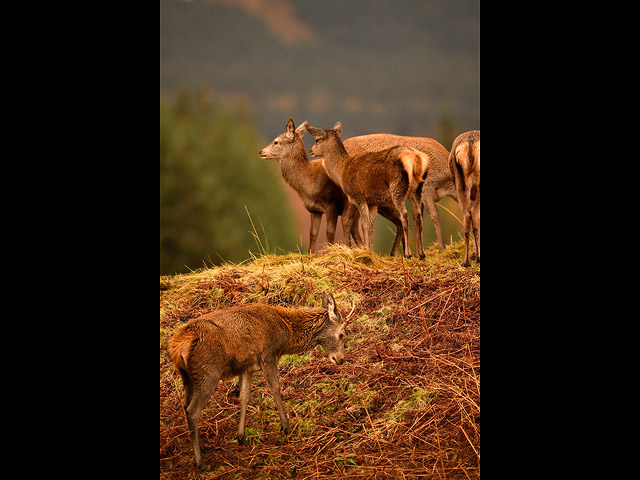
[160,0,480,275]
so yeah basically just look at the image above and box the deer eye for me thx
[273,140,278,145]
[339,333,344,340]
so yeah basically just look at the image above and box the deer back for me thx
[343,134,454,200]
[168,304,294,381]
[168,301,345,382]
[340,146,425,204]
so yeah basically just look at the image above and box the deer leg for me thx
[236,371,252,446]
[366,205,378,251]
[400,207,412,258]
[462,209,472,267]
[341,201,357,247]
[409,192,425,259]
[178,368,194,412]
[354,203,370,249]
[472,224,479,262]
[185,369,221,471]
[261,361,291,436]
[325,207,338,245]
[357,203,378,251]
[470,199,480,262]
[423,191,446,250]
[392,197,412,258]
[345,204,363,246]
[453,172,472,267]
[308,212,322,254]
[378,207,403,257]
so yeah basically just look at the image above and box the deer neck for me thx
[321,140,349,187]
[279,140,312,192]
[278,309,328,354]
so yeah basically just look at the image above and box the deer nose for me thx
[330,355,344,365]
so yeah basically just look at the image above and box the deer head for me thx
[306,121,343,158]
[259,118,308,161]
[315,291,347,365]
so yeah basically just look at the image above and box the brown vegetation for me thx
[160,243,479,479]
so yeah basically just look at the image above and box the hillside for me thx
[160,243,480,479]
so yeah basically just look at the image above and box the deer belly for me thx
[222,356,261,380]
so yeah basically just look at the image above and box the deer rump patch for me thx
[398,149,428,189]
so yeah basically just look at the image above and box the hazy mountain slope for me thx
[160,0,480,140]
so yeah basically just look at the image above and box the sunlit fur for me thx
[167,292,345,471]
[306,122,429,259]
[343,133,456,250]
[259,118,362,252]
[449,130,480,266]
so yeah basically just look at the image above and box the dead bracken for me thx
[160,243,479,479]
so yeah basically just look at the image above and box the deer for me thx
[341,133,456,251]
[449,130,480,266]
[305,122,429,258]
[259,118,362,253]
[167,292,350,471]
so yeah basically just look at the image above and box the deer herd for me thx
[169,119,480,470]
[261,118,479,265]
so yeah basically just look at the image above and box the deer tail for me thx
[399,148,429,190]
[451,141,471,192]
[167,328,194,372]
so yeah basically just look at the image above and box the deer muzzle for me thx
[329,354,344,365]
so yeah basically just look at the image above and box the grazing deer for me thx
[259,118,362,253]
[449,130,480,266]
[306,122,429,258]
[167,292,348,471]
[342,134,456,250]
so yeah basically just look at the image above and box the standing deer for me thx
[259,118,362,253]
[167,292,347,471]
[305,122,429,258]
[342,134,456,250]
[449,130,480,266]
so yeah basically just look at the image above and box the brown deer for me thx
[259,118,362,253]
[305,122,429,258]
[449,130,480,266]
[167,292,348,471]
[342,134,456,250]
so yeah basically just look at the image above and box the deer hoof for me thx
[195,461,211,472]
[237,434,247,446]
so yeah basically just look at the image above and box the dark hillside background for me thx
[160,0,480,274]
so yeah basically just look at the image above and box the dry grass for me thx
[160,242,480,479]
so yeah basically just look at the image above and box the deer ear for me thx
[322,292,339,322]
[305,124,325,138]
[295,120,308,137]
[332,121,343,136]
[285,118,295,139]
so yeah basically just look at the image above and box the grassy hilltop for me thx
[160,243,480,479]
